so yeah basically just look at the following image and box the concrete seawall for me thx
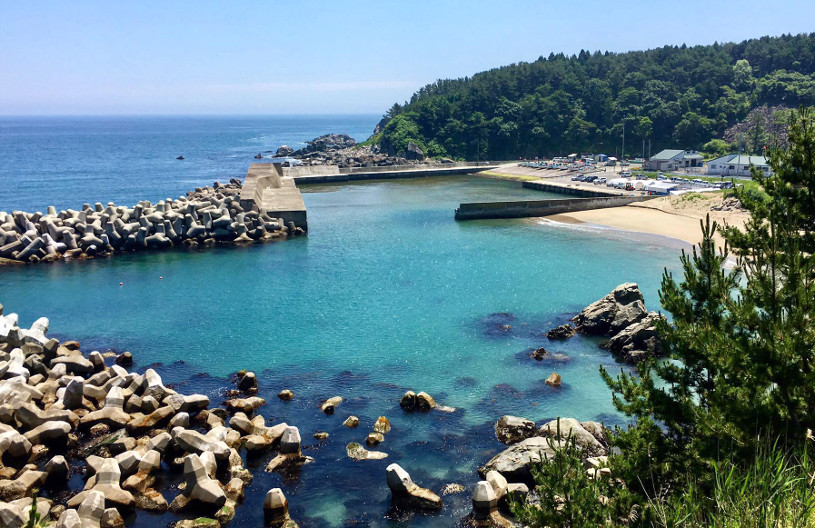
[522,180,629,197]
[292,165,497,184]
[455,195,654,221]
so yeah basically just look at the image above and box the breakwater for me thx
[521,180,629,197]
[291,163,498,184]
[239,164,308,231]
[0,179,302,265]
[455,195,654,220]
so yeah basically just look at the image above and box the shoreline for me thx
[543,196,748,247]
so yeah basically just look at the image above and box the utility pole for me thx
[648,139,651,159]
[621,121,625,162]
[642,139,645,159]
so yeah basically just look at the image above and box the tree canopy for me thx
[374,34,815,160]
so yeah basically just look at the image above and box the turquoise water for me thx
[0,116,686,527]
[1,175,684,527]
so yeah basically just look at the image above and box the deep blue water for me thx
[0,115,378,212]
[0,116,686,527]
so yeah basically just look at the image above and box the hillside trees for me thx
[375,33,815,159]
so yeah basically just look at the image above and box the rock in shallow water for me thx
[346,442,387,461]
[495,415,537,445]
[572,282,647,336]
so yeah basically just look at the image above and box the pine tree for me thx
[602,107,815,502]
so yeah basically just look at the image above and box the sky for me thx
[1,1,813,116]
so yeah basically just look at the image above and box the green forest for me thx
[373,33,815,160]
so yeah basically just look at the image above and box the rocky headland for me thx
[0,180,304,265]
[271,133,455,169]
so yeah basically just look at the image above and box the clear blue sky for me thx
[1,1,813,115]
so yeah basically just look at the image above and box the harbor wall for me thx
[454,195,654,220]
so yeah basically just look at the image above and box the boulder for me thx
[399,391,416,411]
[601,311,665,364]
[479,436,566,483]
[277,389,294,401]
[101,507,124,528]
[373,416,391,434]
[385,463,442,511]
[236,371,257,392]
[538,418,607,457]
[545,372,561,387]
[346,442,388,461]
[366,432,384,447]
[273,145,295,158]
[416,391,436,411]
[572,283,647,336]
[224,396,265,414]
[495,415,537,445]
[343,416,359,428]
[320,396,342,414]
[546,323,576,340]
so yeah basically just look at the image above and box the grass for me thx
[650,441,815,528]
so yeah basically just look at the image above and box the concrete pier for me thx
[454,195,654,221]
[293,163,499,185]
[239,164,308,230]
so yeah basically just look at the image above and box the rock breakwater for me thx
[0,179,302,265]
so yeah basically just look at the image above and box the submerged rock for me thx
[546,323,576,340]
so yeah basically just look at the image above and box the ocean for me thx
[0,116,685,527]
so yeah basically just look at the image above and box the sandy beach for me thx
[548,193,749,246]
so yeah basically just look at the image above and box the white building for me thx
[644,149,704,171]
[707,154,771,177]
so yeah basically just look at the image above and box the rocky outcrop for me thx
[601,311,665,364]
[538,418,608,457]
[494,415,537,445]
[273,145,295,158]
[480,417,607,482]
[572,283,647,336]
[479,436,566,483]
[290,134,357,157]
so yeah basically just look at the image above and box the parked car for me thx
[571,175,582,181]
[594,177,607,184]
[584,175,598,183]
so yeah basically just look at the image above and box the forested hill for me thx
[374,33,815,160]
